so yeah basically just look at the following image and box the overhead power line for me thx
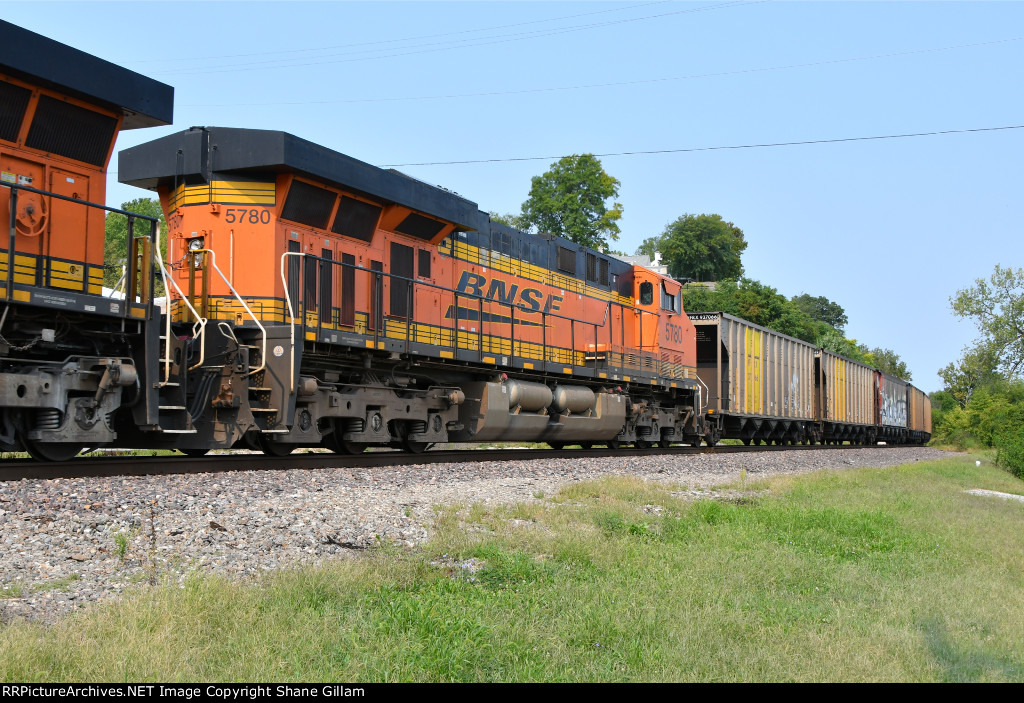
[134,0,674,64]
[157,1,762,75]
[182,35,1024,109]
[380,125,1024,167]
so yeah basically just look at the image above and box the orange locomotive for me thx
[0,21,172,460]
[119,127,706,455]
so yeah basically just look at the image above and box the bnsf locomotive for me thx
[0,22,930,461]
[0,21,172,460]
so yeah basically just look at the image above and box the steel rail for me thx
[0,443,909,482]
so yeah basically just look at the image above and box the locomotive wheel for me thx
[258,435,294,457]
[402,440,432,454]
[330,437,368,454]
[325,430,368,455]
[22,439,83,462]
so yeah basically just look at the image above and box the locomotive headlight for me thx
[188,237,205,268]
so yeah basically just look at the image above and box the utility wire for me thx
[182,35,1024,108]
[380,125,1024,167]
[158,1,761,75]
[133,0,673,64]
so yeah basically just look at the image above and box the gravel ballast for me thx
[0,446,953,624]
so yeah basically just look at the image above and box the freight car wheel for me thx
[548,442,565,450]
[258,435,294,457]
[21,439,83,462]
[179,448,209,457]
[634,438,650,449]
[607,439,622,450]
[579,442,594,450]
[658,439,672,449]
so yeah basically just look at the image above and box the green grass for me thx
[2,455,1023,682]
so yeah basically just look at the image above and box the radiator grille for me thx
[0,81,31,143]
[395,213,445,241]
[25,96,117,166]
[281,180,336,229]
[331,196,381,242]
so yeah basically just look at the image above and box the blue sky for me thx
[5,1,1021,391]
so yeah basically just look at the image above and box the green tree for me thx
[518,154,622,251]
[103,197,168,288]
[864,347,912,381]
[815,327,870,363]
[637,213,746,282]
[950,264,1024,378]
[790,293,848,331]
[938,344,1001,408]
[682,277,823,343]
[489,211,529,231]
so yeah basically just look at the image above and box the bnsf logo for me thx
[456,271,563,313]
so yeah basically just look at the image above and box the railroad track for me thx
[0,443,899,482]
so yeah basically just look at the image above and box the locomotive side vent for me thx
[395,213,445,241]
[331,196,381,242]
[0,81,31,143]
[25,96,117,167]
[557,246,576,274]
[281,180,336,229]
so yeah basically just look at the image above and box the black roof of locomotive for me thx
[119,127,481,230]
[0,21,173,130]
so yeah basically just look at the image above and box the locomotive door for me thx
[389,241,413,321]
[48,168,91,293]
[318,243,334,331]
[414,247,441,345]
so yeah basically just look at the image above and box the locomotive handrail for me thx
[1,182,162,223]
[3,182,160,305]
[694,374,709,416]
[282,251,671,383]
[153,224,207,378]
[281,251,302,393]
[193,248,267,377]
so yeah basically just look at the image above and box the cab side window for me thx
[639,281,654,306]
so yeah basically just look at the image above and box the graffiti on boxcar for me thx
[789,372,801,413]
[879,383,907,427]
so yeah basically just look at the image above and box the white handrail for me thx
[195,248,267,377]
[153,225,207,380]
[279,251,300,393]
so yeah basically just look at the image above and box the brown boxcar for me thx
[691,312,815,445]
[815,349,876,444]
[875,371,909,443]
[907,383,932,444]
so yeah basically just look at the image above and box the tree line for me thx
[495,154,911,379]
[930,265,1023,476]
